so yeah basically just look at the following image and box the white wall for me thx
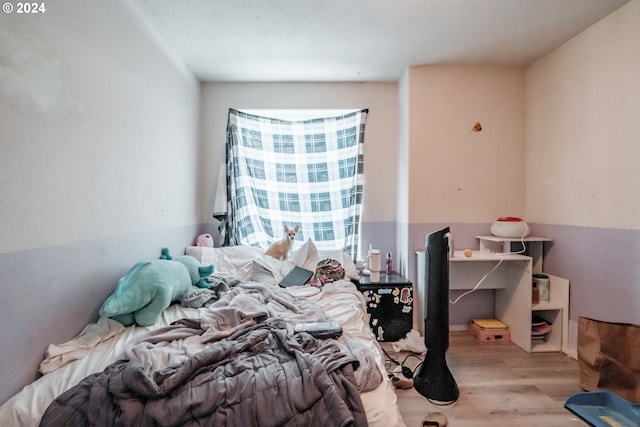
[396,71,411,272]
[526,0,640,230]
[407,66,527,224]
[0,0,202,404]
[402,65,527,328]
[525,0,640,339]
[199,82,399,227]
[0,0,200,254]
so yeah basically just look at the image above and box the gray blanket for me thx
[40,280,373,426]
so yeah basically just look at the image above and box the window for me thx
[224,108,368,258]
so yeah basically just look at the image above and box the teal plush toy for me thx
[99,248,214,326]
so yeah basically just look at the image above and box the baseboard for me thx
[563,346,578,360]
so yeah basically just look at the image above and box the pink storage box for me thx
[469,321,511,343]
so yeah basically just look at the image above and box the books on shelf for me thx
[470,318,510,343]
[531,315,552,337]
[472,318,508,330]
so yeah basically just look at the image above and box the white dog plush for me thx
[265,225,299,260]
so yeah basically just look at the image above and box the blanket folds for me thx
[40,319,367,427]
[39,280,380,426]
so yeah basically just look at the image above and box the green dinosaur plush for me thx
[99,248,214,326]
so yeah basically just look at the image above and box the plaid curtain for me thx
[225,108,367,258]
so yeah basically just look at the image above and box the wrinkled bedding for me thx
[41,319,367,427]
[0,246,405,427]
[111,280,382,395]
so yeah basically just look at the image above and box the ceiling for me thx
[131,0,630,82]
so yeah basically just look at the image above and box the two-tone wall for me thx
[525,0,640,345]
[1,0,638,407]
[0,0,205,404]
[399,66,528,328]
[400,0,640,349]
[399,0,640,349]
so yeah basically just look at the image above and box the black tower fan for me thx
[413,227,460,403]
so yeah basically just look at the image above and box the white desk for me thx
[475,235,552,274]
[415,250,567,353]
[416,250,531,292]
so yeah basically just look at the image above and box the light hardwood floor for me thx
[381,332,588,427]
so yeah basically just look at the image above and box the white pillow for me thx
[185,241,359,283]
[251,239,320,284]
[342,252,360,280]
[185,245,264,280]
[290,238,320,271]
[251,256,287,285]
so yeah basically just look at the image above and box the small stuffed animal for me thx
[265,225,298,260]
[196,233,214,248]
[99,248,214,326]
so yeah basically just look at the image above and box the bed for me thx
[0,240,405,426]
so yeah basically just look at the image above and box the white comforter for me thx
[0,244,405,427]
[0,281,404,427]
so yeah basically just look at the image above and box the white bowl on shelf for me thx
[490,218,530,238]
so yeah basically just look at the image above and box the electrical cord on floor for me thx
[400,354,424,378]
[381,346,403,374]
[381,346,423,379]
[382,346,457,404]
